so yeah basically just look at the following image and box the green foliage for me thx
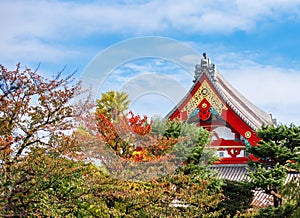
[81,122,224,217]
[185,126,217,165]
[0,64,92,217]
[174,128,222,195]
[253,205,294,218]
[282,162,300,218]
[81,98,224,217]
[248,163,287,194]
[217,180,254,217]
[0,63,224,218]
[249,124,300,166]
[150,116,219,166]
[248,124,300,211]
[151,117,200,140]
[96,90,130,121]
[151,118,221,194]
[152,117,218,166]
[0,147,109,217]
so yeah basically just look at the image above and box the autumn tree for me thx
[78,114,223,217]
[91,91,214,180]
[76,90,223,217]
[96,90,130,121]
[0,64,223,217]
[0,64,101,217]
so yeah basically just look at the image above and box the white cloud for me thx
[129,93,176,117]
[1,0,300,125]
[2,1,299,36]
[97,58,192,96]
[1,0,300,65]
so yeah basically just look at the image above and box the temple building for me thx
[167,53,276,164]
[166,55,300,207]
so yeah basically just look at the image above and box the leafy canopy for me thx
[248,124,300,212]
[77,90,224,217]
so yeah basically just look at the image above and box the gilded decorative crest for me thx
[182,80,227,115]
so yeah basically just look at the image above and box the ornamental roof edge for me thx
[166,54,275,130]
[204,71,258,130]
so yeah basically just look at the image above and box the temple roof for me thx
[167,54,275,130]
[209,164,300,207]
[212,71,275,130]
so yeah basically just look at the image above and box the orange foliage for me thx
[95,111,177,162]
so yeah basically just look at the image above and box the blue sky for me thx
[1,0,300,125]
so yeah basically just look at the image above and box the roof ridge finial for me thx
[194,53,217,82]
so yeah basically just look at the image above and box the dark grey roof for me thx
[210,164,300,208]
[209,164,249,181]
[166,60,275,130]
